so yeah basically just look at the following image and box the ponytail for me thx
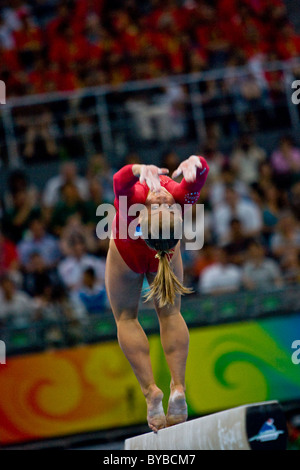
[144,250,193,308]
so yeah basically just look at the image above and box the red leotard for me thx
[112,156,209,273]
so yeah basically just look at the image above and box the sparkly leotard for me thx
[111,156,209,273]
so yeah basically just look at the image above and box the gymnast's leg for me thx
[146,244,189,427]
[105,239,166,432]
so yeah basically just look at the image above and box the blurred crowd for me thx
[0,132,300,345]
[1,0,300,96]
[182,132,300,294]
[0,0,300,348]
[0,154,114,345]
[1,0,300,169]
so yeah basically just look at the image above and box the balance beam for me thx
[125,401,287,450]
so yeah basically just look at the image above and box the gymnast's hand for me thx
[132,164,169,193]
[172,155,202,183]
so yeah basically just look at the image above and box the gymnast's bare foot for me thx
[145,385,166,432]
[166,385,188,427]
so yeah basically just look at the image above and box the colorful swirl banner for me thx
[0,314,299,445]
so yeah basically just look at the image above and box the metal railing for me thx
[1,58,300,169]
[1,284,299,357]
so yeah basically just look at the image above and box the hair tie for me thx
[155,249,174,260]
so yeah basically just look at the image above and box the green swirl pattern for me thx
[152,313,300,416]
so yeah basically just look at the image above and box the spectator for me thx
[159,83,188,139]
[22,251,60,298]
[188,44,208,73]
[227,70,266,124]
[73,267,107,315]
[238,72,269,115]
[242,240,283,290]
[200,138,226,183]
[58,214,98,258]
[289,181,300,221]
[42,161,89,209]
[0,13,16,50]
[50,182,86,236]
[46,1,73,41]
[76,111,101,156]
[35,284,87,347]
[81,177,110,256]
[280,247,300,285]
[86,153,116,204]
[0,226,19,276]
[61,113,86,159]
[257,160,276,193]
[125,83,186,142]
[82,178,106,227]
[261,184,284,246]
[1,187,41,243]
[209,162,249,207]
[199,246,242,295]
[17,216,61,270]
[1,2,31,34]
[13,10,43,68]
[271,136,300,189]
[28,56,59,94]
[4,168,38,211]
[200,18,231,68]
[199,80,222,119]
[186,242,215,288]
[248,182,264,211]
[22,108,59,163]
[30,0,57,27]
[48,22,90,70]
[212,184,262,244]
[57,233,105,292]
[276,22,300,61]
[0,273,36,327]
[223,218,253,266]
[264,53,286,105]
[270,212,300,260]
[230,133,266,185]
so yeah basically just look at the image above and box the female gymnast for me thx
[105,155,209,432]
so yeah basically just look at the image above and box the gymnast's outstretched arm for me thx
[165,155,210,206]
[113,163,169,198]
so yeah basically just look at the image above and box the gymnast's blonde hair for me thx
[140,208,193,308]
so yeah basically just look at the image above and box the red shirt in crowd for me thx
[0,238,19,275]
